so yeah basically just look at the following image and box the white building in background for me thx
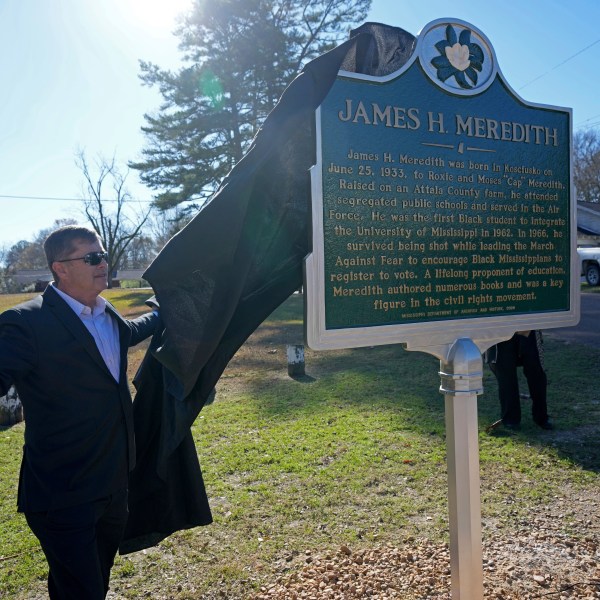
[578,201,600,246]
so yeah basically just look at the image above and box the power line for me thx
[576,114,600,130]
[519,38,600,90]
[0,194,154,203]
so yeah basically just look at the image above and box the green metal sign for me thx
[305,19,578,353]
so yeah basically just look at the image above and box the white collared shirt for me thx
[51,284,121,382]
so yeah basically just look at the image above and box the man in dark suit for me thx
[486,330,553,431]
[0,225,159,599]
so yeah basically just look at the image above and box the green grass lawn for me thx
[1,291,599,598]
[0,288,153,317]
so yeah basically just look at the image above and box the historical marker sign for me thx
[305,19,579,354]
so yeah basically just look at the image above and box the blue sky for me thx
[1,0,598,248]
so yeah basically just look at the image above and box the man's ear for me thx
[52,261,68,281]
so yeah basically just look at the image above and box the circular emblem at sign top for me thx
[418,19,497,96]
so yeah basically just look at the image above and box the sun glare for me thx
[123,0,192,33]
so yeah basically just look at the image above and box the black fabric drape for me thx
[120,23,416,554]
[119,327,213,554]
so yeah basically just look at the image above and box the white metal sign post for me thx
[439,338,484,598]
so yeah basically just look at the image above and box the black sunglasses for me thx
[56,251,109,266]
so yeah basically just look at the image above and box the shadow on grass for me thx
[289,373,317,383]
[229,294,600,474]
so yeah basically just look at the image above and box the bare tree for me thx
[574,129,600,203]
[76,150,151,287]
[147,206,191,254]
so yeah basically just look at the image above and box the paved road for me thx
[546,291,600,348]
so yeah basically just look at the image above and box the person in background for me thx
[0,225,159,599]
[486,330,553,431]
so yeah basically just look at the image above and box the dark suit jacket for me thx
[0,285,157,513]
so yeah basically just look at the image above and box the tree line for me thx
[0,153,184,292]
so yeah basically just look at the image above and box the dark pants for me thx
[25,489,128,600]
[489,332,548,426]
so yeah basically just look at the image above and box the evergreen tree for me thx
[131,0,371,210]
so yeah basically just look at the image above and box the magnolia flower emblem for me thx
[431,25,484,89]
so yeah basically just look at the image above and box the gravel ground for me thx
[250,536,599,599]
[250,491,600,600]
